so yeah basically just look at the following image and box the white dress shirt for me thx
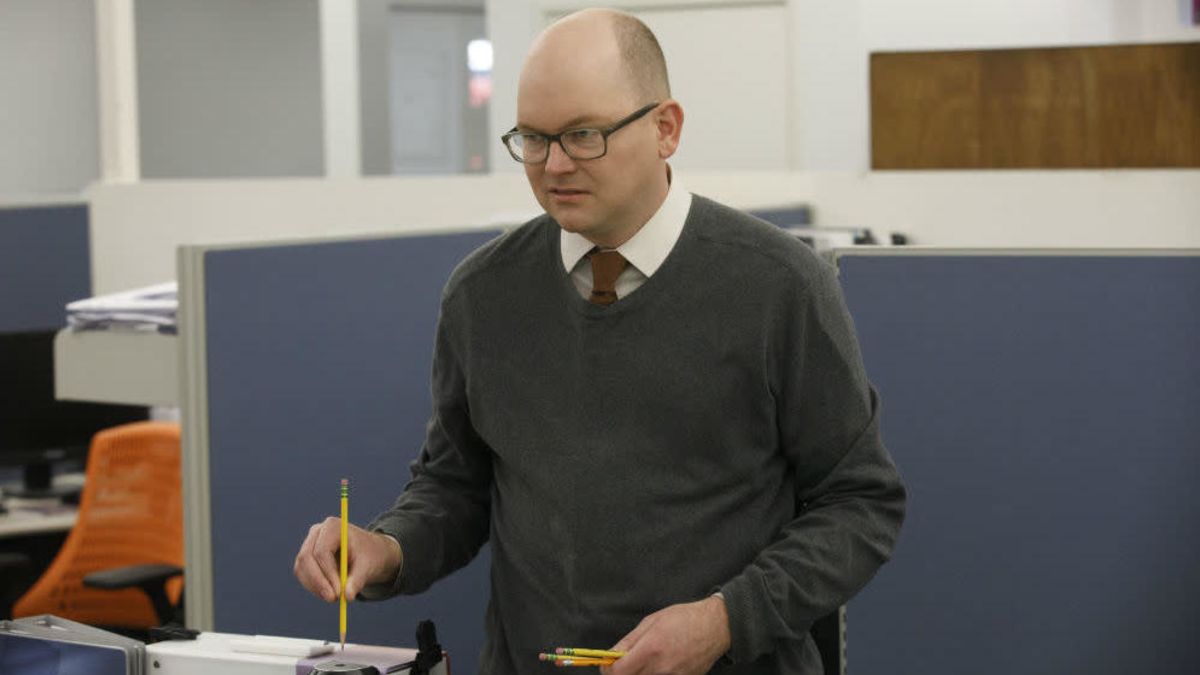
[560,169,693,301]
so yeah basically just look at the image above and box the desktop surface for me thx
[0,506,77,539]
[0,478,81,539]
[0,474,81,619]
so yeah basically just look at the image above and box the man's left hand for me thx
[601,595,731,675]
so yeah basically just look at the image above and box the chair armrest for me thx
[83,563,183,590]
[84,563,184,625]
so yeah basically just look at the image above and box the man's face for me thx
[516,50,664,246]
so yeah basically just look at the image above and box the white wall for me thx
[487,0,794,172]
[0,0,99,195]
[488,0,1200,172]
[5,0,1198,290]
[87,169,1200,294]
[486,0,546,176]
[637,4,791,170]
[809,170,1200,247]
[860,0,1199,52]
[135,0,324,178]
[85,174,540,293]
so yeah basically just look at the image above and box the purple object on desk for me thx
[299,644,419,675]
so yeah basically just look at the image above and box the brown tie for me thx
[588,249,628,306]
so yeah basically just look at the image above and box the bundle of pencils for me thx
[538,648,625,668]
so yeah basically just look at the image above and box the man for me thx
[295,9,905,674]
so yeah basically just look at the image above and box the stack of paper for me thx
[146,632,427,674]
[66,282,177,334]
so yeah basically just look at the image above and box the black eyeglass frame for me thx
[500,102,661,164]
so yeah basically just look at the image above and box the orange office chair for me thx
[13,421,184,631]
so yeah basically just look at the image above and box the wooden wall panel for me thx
[871,51,982,168]
[871,42,1200,169]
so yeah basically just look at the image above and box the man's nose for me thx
[544,140,576,173]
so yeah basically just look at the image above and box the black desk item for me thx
[311,621,442,675]
[311,663,380,675]
[0,330,147,498]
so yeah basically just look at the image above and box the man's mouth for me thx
[547,187,589,203]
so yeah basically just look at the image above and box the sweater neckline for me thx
[547,201,698,318]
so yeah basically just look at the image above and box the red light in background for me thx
[469,75,492,108]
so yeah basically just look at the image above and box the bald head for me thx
[513,8,684,248]
[609,11,671,102]
[522,9,670,108]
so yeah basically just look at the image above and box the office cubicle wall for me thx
[180,229,500,672]
[0,204,90,333]
[184,240,1200,672]
[836,250,1200,675]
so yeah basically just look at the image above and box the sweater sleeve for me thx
[718,257,907,663]
[361,286,493,598]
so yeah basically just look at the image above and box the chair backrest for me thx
[13,421,183,628]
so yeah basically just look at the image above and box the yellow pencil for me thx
[549,653,614,662]
[339,478,349,650]
[555,648,626,660]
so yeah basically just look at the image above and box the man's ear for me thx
[655,100,684,159]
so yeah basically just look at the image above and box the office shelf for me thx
[54,329,177,407]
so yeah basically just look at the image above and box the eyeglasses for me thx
[501,102,660,164]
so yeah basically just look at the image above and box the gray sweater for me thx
[367,195,906,674]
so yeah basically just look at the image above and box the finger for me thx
[606,645,645,675]
[311,517,345,601]
[607,615,658,675]
[343,529,372,601]
[294,523,337,601]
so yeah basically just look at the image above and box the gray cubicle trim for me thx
[179,228,502,671]
[834,246,1200,258]
[832,248,1200,675]
[0,203,90,333]
[178,243,214,630]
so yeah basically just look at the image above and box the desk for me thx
[0,504,77,538]
[0,508,73,618]
[0,479,79,619]
[0,472,82,538]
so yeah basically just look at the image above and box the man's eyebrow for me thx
[515,115,603,134]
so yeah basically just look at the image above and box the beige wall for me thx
[87,169,1200,294]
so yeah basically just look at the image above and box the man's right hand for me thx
[293,517,403,602]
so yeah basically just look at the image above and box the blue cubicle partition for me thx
[201,241,1200,674]
[0,204,90,333]
[201,230,500,673]
[748,204,812,227]
[837,251,1200,675]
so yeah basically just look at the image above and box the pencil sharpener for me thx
[310,662,381,675]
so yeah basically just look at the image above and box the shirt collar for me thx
[560,167,692,276]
